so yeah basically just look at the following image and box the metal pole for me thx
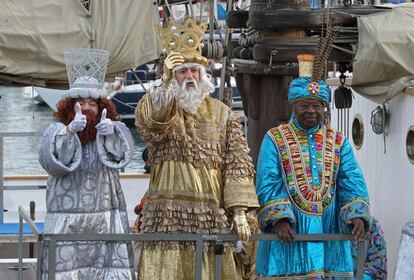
[214,240,223,280]
[209,0,215,41]
[218,57,227,102]
[356,239,367,280]
[194,239,203,280]
[29,201,35,258]
[48,240,57,280]
[0,136,4,224]
[18,213,24,280]
[218,0,234,103]
[37,239,43,280]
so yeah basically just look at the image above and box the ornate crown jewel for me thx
[63,48,110,99]
[64,48,110,89]
[156,16,208,66]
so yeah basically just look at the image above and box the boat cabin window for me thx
[352,114,364,150]
[406,126,414,164]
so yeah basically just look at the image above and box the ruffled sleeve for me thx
[96,121,134,169]
[222,110,259,210]
[256,132,296,233]
[38,122,82,177]
[135,92,178,144]
[337,137,370,231]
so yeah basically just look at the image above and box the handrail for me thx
[41,232,367,280]
[17,205,368,280]
[18,206,42,280]
[18,207,42,236]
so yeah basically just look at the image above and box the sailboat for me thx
[0,0,162,88]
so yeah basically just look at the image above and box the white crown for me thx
[64,48,110,99]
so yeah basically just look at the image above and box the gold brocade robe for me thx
[135,93,259,280]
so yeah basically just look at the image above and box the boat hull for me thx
[331,85,414,277]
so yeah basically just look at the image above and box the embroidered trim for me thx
[271,124,342,215]
[256,269,353,279]
[257,199,296,231]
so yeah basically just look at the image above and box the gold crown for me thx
[156,16,208,66]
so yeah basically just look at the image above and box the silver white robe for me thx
[394,219,414,280]
[39,121,135,280]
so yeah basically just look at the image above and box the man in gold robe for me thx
[134,17,259,279]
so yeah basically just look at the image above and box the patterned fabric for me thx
[39,122,135,280]
[270,123,342,215]
[340,199,370,233]
[288,77,330,105]
[351,216,387,280]
[255,121,370,279]
[257,199,296,232]
[135,94,259,279]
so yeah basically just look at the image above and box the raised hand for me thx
[232,207,251,241]
[67,102,87,134]
[96,108,114,135]
[162,51,185,83]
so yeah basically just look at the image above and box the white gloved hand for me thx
[67,102,87,134]
[95,108,114,135]
[162,51,185,83]
[232,207,251,242]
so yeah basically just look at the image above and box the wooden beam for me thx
[233,59,298,76]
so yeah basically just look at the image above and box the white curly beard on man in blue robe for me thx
[39,96,135,280]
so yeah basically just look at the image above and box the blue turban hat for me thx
[288,77,330,105]
[288,54,330,105]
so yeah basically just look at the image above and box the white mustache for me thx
[181,79,199,91]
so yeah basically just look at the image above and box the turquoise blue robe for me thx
[256,121,370,279]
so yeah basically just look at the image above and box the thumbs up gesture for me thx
[67,102,87,134]
[96,108,114,135]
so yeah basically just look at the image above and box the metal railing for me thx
[0,132,44,224]
[17,206,368,280]
[18,207,42,280]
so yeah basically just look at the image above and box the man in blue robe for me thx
[255,54,370,279]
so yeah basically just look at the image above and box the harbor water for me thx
[0,86,147,175]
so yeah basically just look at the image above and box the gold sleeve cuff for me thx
[223,177,259,210]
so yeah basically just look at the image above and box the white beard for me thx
[172,77,213,114]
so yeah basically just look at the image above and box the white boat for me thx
[330,82,414,278]
[32,87,66,111]
[327,5,414,276]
